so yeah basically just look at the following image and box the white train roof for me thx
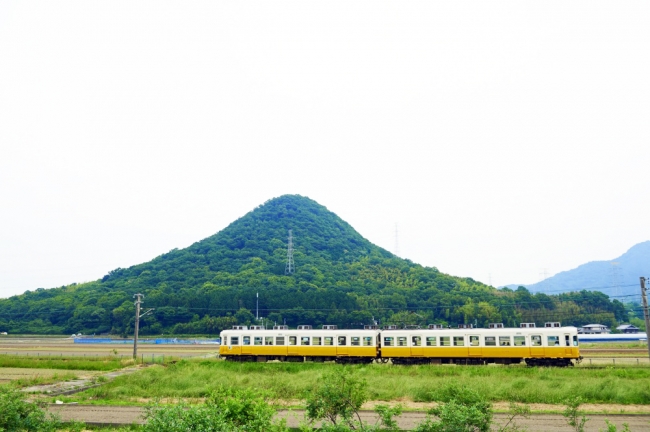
[220,327,577,335]
[220,329,380,336]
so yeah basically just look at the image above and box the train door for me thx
[564,334,572,356]
[468,335,482,356]
[530,334,543,356]
[287,336,299,356]
[411,335,423,356]
[337,335,348,356]
[241,335,252,355]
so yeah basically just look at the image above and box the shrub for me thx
[414,385,492,432]
[0,385,81,432]
[142,386,287,432]
[562,397,588,432]
[303,367,402,431]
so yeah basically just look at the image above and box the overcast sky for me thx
[1,1,649,299]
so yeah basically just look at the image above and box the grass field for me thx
[0,367,88,387]
[62,359,650,406]
[0,354,131,371]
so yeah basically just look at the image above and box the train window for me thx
[531,335,541,346]
[289,336,297,346]
[363,337,373,346]
[469,336,479,346]
[499,336,511,346]
[412,336,421,346]
[313,337,322,346]
[265,337,273,345]
[231,336,239,345]
[338,336,347,346]
[485,337,496,346]
[301,337,310,346]
[514,336,525,346]
[254,337,263,346]
[548,336,559,346]
[565,335,571,347]
[453,336,464,346]
[324,337,333,346]
[243,336,251,346]
[351,337,360,346]
[426,337,437,346]
[384,337,394,347]
[276,337,285,345]
[573,335,579,346]
[397,337,407,346]
[440,337,450,347]
[222,336,227,345]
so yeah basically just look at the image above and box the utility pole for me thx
[133,294,154,361]
[256,292,259,321]
[640,277,650,361]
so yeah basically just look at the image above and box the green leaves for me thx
[304,368,402,432]
[414,386,492,432]
[143,387,288,432]
[0,386,80,432]
[305,368,368,428]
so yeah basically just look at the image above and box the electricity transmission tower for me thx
[285,229,294,275]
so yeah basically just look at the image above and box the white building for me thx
[578,324,610,334]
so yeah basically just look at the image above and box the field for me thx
[0,337,217,390]
[0,337,219,359]
[52,359,649,407]
[2,337,650,411]
[0,367,94,387]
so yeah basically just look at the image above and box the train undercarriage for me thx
[224,355,576,366]
[224,355,375,364]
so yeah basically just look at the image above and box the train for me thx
[219,322,582,367]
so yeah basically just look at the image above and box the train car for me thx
[219,326,379,363]
[381,325,580,366]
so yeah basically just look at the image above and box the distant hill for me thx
[504,241,650,298]
[0,195,628,335]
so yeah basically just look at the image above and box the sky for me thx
[1,1,649,299]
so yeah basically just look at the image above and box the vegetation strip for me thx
[58,360,650,406]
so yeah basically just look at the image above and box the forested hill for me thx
[0,195,628,336]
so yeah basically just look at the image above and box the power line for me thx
[284,229,294,275]
[0,292,641,318]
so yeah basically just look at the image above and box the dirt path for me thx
[22,365,145,395]
[48,405,650,431]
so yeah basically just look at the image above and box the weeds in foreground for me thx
[303,367,402,431]
[0,385,84,431]
[562,397,589,432]
[497,402,531,432]
[143,387,287,432]
[601,419,631,432]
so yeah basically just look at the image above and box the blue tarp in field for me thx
[74,338,220,345]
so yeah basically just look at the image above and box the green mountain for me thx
[0,195,628,335]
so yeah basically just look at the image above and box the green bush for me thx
[142,386,287,432]
[0,385,81,432]
[304,367,401,432]
[414,385,492,432]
